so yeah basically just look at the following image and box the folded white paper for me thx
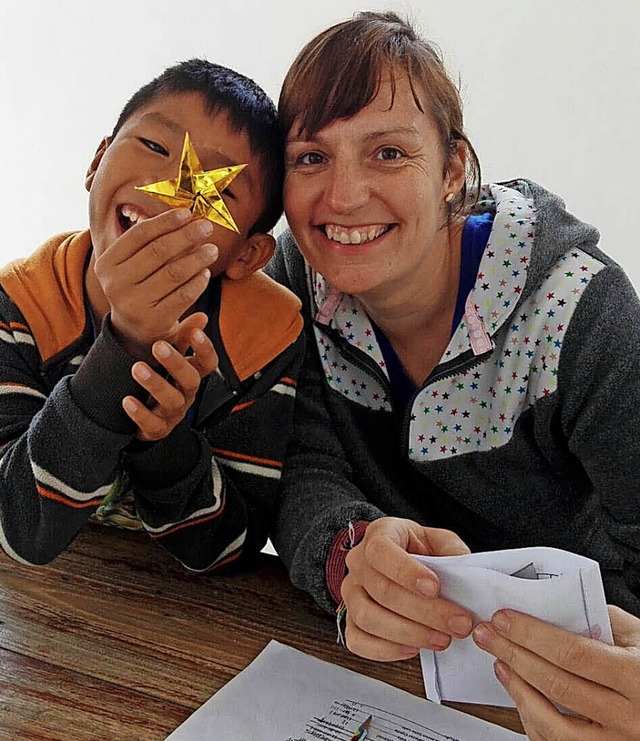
[416,547,613,707]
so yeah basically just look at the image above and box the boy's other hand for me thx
[122,312,218,441]
[94,208,217,358]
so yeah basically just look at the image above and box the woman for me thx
[267,11,640,738]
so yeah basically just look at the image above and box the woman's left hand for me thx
[472,605,640,740]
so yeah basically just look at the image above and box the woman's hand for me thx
[472,606,640,740]
[341,517,473,661]
[123,312,218,441]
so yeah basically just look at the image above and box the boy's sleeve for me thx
[0,301,138,563]
[266,237,385,613]
[126,334,305,572]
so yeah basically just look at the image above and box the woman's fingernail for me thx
[155,342,171,359]
[473,623,493,649]
[193,329,206,344]
[448,615,473,637]
[416,578,438,598]
[492,610,511,634]
[429,632,451,650]
[494,660,511,685]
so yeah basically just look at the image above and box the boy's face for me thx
[87,91,268,277]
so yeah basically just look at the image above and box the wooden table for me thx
[0,526,523,740]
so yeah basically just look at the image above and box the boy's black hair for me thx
[112,59,283,235]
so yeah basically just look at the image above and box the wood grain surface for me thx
[0,526,523,740]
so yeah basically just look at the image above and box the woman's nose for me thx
[323,162,369,215]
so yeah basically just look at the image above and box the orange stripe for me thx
[279,377,297,387]
[149,509,224,539]
[37,484,103,509]
[0,321,29,332]
[230,399,256,414]
[211,448,282,469]
[209,549,242,570]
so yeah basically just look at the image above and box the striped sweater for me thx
[0,231,304,571]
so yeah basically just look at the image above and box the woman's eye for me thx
[139,138,169,156]
[377,147,404,161]
[299,152,325,165]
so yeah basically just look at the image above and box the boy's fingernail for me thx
[416,578,438,598]
[122,398,137,413]
[473,623,493,648]
[134,364,150,381]
[201,243,218,260]
[492,611,511,634]
[196,220,214,236]
[155,342,171,359]
[175,208,191,222]
[193,330,206,344]
[448,615,473,637]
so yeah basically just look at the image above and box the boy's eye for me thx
[139,138,169,156]
[377,147,404,161]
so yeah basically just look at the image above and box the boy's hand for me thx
[94,208,218,358]
[122,312,218,441]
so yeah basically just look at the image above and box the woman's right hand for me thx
[340,517,473,661]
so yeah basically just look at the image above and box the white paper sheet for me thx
[416,547,613,707]
[165,640,526,740]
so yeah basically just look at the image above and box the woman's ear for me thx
[224,232,276,281]
[85,137,110,192]
[444,140,467,196]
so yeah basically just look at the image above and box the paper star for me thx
[135,132,246,233]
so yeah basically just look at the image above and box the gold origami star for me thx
[135,132,246,233]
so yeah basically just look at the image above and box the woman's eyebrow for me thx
[361,126,421,142]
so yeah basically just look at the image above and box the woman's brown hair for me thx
[279,11,481,219]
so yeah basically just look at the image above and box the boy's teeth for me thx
[325,224,387,245]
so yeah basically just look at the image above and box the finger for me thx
[609,605,640,649]
[354,535,473,638]
[473,621,628,726]
[151,268,212,322]
[174,312,208,354]
[494,662,606,741]
[345,617,420,662]
[141,242,218,301]
[150,342,201,397]
[486,609,636,695]
[132,358,190,412]
[113,212,212,271]
[342,577,452,652]
[122,396,172,442]
[187,329,218,378]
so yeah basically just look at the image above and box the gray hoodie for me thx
[267,180,640,615]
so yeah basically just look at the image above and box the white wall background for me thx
[1,0,639,286]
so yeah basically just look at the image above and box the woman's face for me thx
[283,74,465,302]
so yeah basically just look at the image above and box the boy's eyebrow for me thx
[139,111,183,133]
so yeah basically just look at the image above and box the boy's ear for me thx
[224,232,276,281]
[85,137,111,192]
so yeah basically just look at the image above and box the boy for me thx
[0,59,303,572]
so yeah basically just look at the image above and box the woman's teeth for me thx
[324,224,389,245]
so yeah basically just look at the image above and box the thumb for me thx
[407,526,471,558]
[608,605,640,648]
